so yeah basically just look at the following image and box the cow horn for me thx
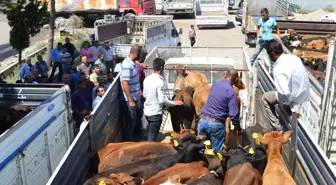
[243,145,249,150]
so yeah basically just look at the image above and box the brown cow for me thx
[94,173,143,185]
[0,104,32,134]
[255,131,295,185]
[160,175,183,185]
[98,142,178,173]
[169,86,195,133]
[192,76,246,146]
[174,64,208,92]
[223,162,262,185]
[142,161,209,185]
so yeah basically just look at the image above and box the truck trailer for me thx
[94,15,182,59]
[0,84,74,185]
[45,46,336,185]
[47,0,156,24]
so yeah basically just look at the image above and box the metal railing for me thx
[255,51,336,184]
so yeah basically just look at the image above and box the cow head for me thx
[174,75,186,95]
[174,65,187,77]
[255,131,293,153]
[234,77,246,90]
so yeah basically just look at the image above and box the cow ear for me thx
[282,131,293,144]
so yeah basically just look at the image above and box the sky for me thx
[287,0,336,10]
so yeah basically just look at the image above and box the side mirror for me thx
[179,28,183,35]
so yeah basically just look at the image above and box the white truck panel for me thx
[0,85,73,185]
[195,0,230,28]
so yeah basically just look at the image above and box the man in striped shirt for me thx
[120,46,141,141]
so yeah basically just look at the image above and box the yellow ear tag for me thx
[198,135,206,140]
[170,133,176,138]
[173,140,179,147]
[217,153,224,161]
[184,65,187,69]
[290,40,293,44]
[249,148,255,155]
[99,181,107,185]
[252,133,260,145]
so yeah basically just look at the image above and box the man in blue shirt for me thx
[60,45,73,75]
[199,69,242,151]
[120,46,141,141]
[92,86,105,109]
[19,57,34,82]
[49,43,63,82]
[250,8,281,66]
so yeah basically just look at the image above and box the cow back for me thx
[186,172,223,185]
[225,147,267,175]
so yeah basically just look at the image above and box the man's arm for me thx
[120,65,134,102]
[273,71,291,105]
[273,19,281,39]
[157,83,176,106]
[228,92,240,128]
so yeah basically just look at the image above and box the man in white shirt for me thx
[89,41,102,62]
[262,39,310,131]
[101,41,116,73]
[92,86,105,109]
[189,24,196,47]
[143,58,183,141]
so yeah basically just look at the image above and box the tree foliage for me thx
[323,5,335,12]
[0,0,48,63]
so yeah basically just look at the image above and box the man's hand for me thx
[174,100,183,106]
[129,100,136,110]
[142,64,149,69]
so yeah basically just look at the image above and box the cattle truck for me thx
[46,46,336,185]
[94,15,182,59]
[155,0,195,17]
[47,0,156,25]
[0,84,74,185]
[195,0,230,28]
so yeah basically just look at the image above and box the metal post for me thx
[206,47,209,63]
[290,111,298,178]
[190,47,192,63]
[318,39,335,145]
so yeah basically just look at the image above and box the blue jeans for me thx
[250,39,271,65]
[122,100,138,141]
[198,118,225,151]
[146,115,163,142]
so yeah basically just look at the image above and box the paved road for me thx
[172,15,254,57]
[0,13,49,61]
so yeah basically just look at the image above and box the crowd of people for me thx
[16,37,135,133]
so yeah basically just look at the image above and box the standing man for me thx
[59,45,73,75]
[64,37,76,59]
[95,53,107,75]
[262,39,310,132]
[198,69,242,151]
[49,42,63,82]
[250,8,281,66]
[90,40,102,63]
[101,41,116,73]
[189,25,196,47]
[143,58,183,142]
[120,46,141,141]
[92,86,105,109]
[78,56,92,77]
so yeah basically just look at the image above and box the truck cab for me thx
[119,0,157,17]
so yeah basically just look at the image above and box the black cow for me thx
[214,146,267,180]
[83,142,206,185]
[0,104,32,135]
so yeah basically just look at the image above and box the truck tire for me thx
[245,34,249,45]
[241,26,245,34]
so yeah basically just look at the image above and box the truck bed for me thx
[0,84,74,185]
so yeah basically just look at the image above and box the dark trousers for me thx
[190,37,196,47]
[133,99,144,137]
[49,62,63,82]
[146,115,163,142]
[122,100,138,141]
[105,60,115,73]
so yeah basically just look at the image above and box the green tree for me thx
[323,5,334,12]
[0,0,48,63]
